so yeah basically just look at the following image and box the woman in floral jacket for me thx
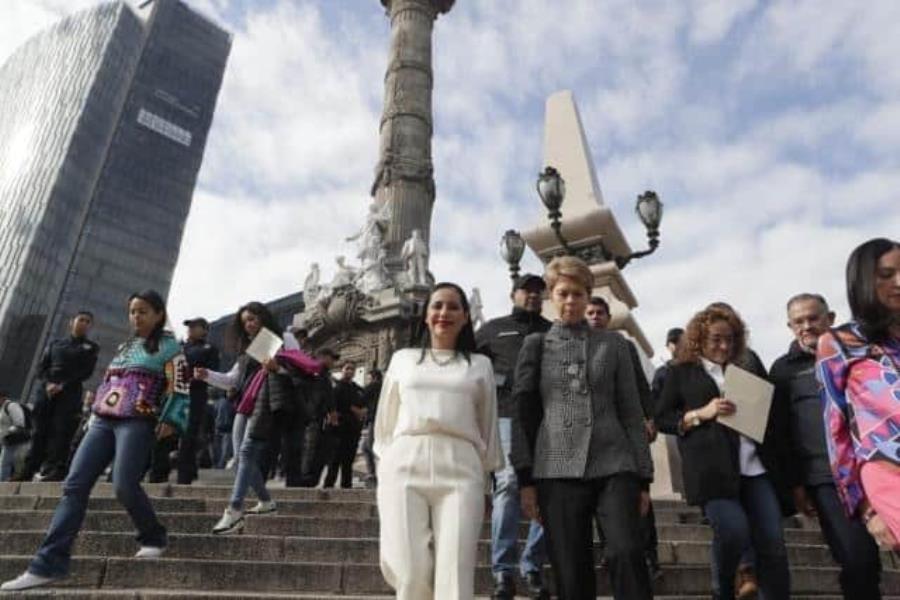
[817,237,900,552]
[1,290,190,592]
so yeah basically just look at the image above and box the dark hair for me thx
[74,310,94,321]
[418,282,476,364]
[368,368,382,382]
[588,296,610,313]
[846,237,900,343]
[231,301,282,353]
[786,293,830,313]
[128,290,167,354]
[666,327,684,346]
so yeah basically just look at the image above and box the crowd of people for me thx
[0,236,898,600]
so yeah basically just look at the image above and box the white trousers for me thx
[377,434,485,600]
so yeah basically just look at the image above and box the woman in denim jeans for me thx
[194,301,285,534]
[656,305,792,600]
[1,290,191,592]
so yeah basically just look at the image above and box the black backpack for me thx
[2,402,32,445]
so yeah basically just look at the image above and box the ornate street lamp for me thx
[500,229,526,280]
[536,166,573,254]
[533,166,664,269]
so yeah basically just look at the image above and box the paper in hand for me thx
[719,365,774,443]
[245,327,283,364]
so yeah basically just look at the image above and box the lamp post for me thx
[531,165,664,269]
[499,229,526,281]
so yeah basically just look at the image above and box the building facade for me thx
[0,0,230,398]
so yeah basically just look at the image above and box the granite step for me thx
[6,531,885,568]
[1,556,897,596]
[0,510,830,544]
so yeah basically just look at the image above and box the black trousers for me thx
[23,387,81,480]
[323,425,361,489]
[598,497,659,562]
[810,483,882,600]
[537,474,653,600]
[261,410,306,487]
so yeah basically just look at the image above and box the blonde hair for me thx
[545,255,593,293]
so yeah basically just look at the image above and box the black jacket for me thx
[656,361,793,514]
[333,379,365,433]
[770,342,831,487]
[182,338,220,400]
[37,335,99,398]
[475,307,551,418]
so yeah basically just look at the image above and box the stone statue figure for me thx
[331,255,359,289]
[469,287,485,330]
[303,262,321,304]
[346,201,391,264]
[359,242,391,294]
[400,229,429,287]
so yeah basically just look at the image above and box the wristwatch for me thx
[688,411,701,428]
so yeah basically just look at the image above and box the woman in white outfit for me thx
[374,282,504,600]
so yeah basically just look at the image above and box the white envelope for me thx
[245,327,283,364]
[718,364,774,443]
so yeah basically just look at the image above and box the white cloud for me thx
[2,0,898,371]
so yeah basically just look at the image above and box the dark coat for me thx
[770,342,831,488]
[475,307,551,418]
[182,338,220,401]
[655,360,793,514]
[37,335,99,402]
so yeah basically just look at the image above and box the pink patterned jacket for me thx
[816,324,900,516]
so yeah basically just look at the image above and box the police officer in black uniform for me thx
[177,318,219,484]
[19,311,99,481]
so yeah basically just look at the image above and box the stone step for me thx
[0,510,829,544]
[0,556,897,596]
[6,531,884,568]
[0,481,698,511]
[0,495,751,527]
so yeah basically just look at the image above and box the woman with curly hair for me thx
[656,305,791,600]
[817,237,900,552]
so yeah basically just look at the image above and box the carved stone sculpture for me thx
[469,287,485,330]
[400,229,428,287]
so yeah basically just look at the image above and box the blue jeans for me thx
[29,417,166,577]
[0,442,25,481]
[491,417,546,577]
[229,436,271,510]
[703,475,790,600]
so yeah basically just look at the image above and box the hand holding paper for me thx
[245,327,283,364]
[718,365,774,443]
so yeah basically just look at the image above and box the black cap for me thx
[513,273,546,291]
[666,327,684,345]
[183,318,209,329]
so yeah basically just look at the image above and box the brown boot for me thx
[735,565,758,600]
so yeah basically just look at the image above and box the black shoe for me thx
[524,571,550,600]
[491,572,515,600]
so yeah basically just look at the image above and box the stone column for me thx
[372,0,453,271]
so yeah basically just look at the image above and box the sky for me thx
[2,0,899,367]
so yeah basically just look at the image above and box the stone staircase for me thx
[0,475,898,599]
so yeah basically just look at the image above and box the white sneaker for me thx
[246,500,277,515]
[0,571,61,591]
[212,507,244,534]
[225,458,236,470]
[134,546,165,558]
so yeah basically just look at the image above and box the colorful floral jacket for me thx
[92,333,191,434]
[816,323,900,516]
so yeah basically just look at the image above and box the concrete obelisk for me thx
[372,0,454,272]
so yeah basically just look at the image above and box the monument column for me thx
[373,0,453,271]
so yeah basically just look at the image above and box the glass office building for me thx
[0,0,231,398]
